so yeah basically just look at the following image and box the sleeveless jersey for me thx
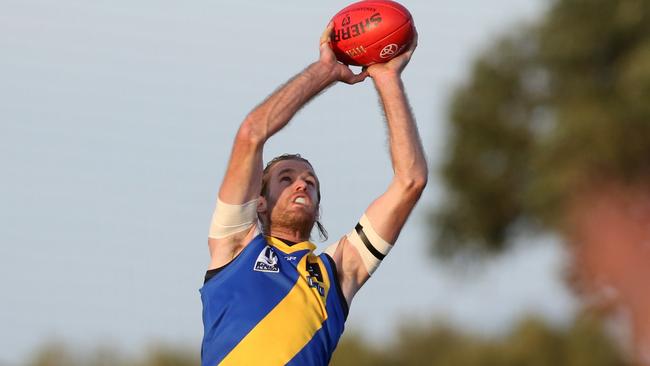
[200,234,349,366]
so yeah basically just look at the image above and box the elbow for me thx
[410,174,428,196]
[396,171,428,198]
[414,174,428,193]
[236,114,267,147]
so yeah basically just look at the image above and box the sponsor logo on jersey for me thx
[254,246,279,273]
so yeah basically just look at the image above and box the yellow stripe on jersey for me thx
[219,254,331,365]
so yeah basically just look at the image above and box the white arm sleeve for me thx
[208,198,259,239]
[346,214,393,275]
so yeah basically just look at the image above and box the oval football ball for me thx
[329,0,414,67]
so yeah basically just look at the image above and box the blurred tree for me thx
[137,345,199,366]
[26,342,198,366]
[26,314,626,366]
[434,0,650,363]
[331,313,627,365]
[435,32,541,255]
[435,0,650,255]
[329,331,390,366]
[27,341,78,366]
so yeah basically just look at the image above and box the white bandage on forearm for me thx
[347,214,393,275]
[208,198,258,239]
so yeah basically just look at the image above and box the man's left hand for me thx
[366,26,418,81]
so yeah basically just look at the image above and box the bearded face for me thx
[260,160,320,239]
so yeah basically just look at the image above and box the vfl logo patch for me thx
[253,246,279,273]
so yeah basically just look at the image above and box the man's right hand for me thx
[318,22,368,85]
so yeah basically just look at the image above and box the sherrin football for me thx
[330,0,414,67]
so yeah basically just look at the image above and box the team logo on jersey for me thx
[254,246,279,273]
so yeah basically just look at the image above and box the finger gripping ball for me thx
[330,0,414,67]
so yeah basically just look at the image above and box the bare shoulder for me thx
[323,235,369,304]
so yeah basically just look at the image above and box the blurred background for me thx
[2,0,649,364]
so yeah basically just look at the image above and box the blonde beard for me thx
[266,207,317,240]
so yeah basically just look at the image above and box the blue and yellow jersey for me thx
[200,234,349,366]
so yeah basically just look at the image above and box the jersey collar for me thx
[266,236,316,253]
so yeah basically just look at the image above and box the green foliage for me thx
[435,0,650,255]
[328,331,390,366]
[435,33,541,254]
[27,341,78,366]
[137,346,200,366]
[331,314,628,366]
[26,314,625,366]
[25,342,198,366]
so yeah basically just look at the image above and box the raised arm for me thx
[328,31,428,302]
[208,24,368,270]
[364,34,427,243]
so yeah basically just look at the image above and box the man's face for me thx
[262,159,320,233]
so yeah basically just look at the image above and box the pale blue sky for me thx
[0,0,576,363]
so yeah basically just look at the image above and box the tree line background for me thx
[16,313,627,366]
